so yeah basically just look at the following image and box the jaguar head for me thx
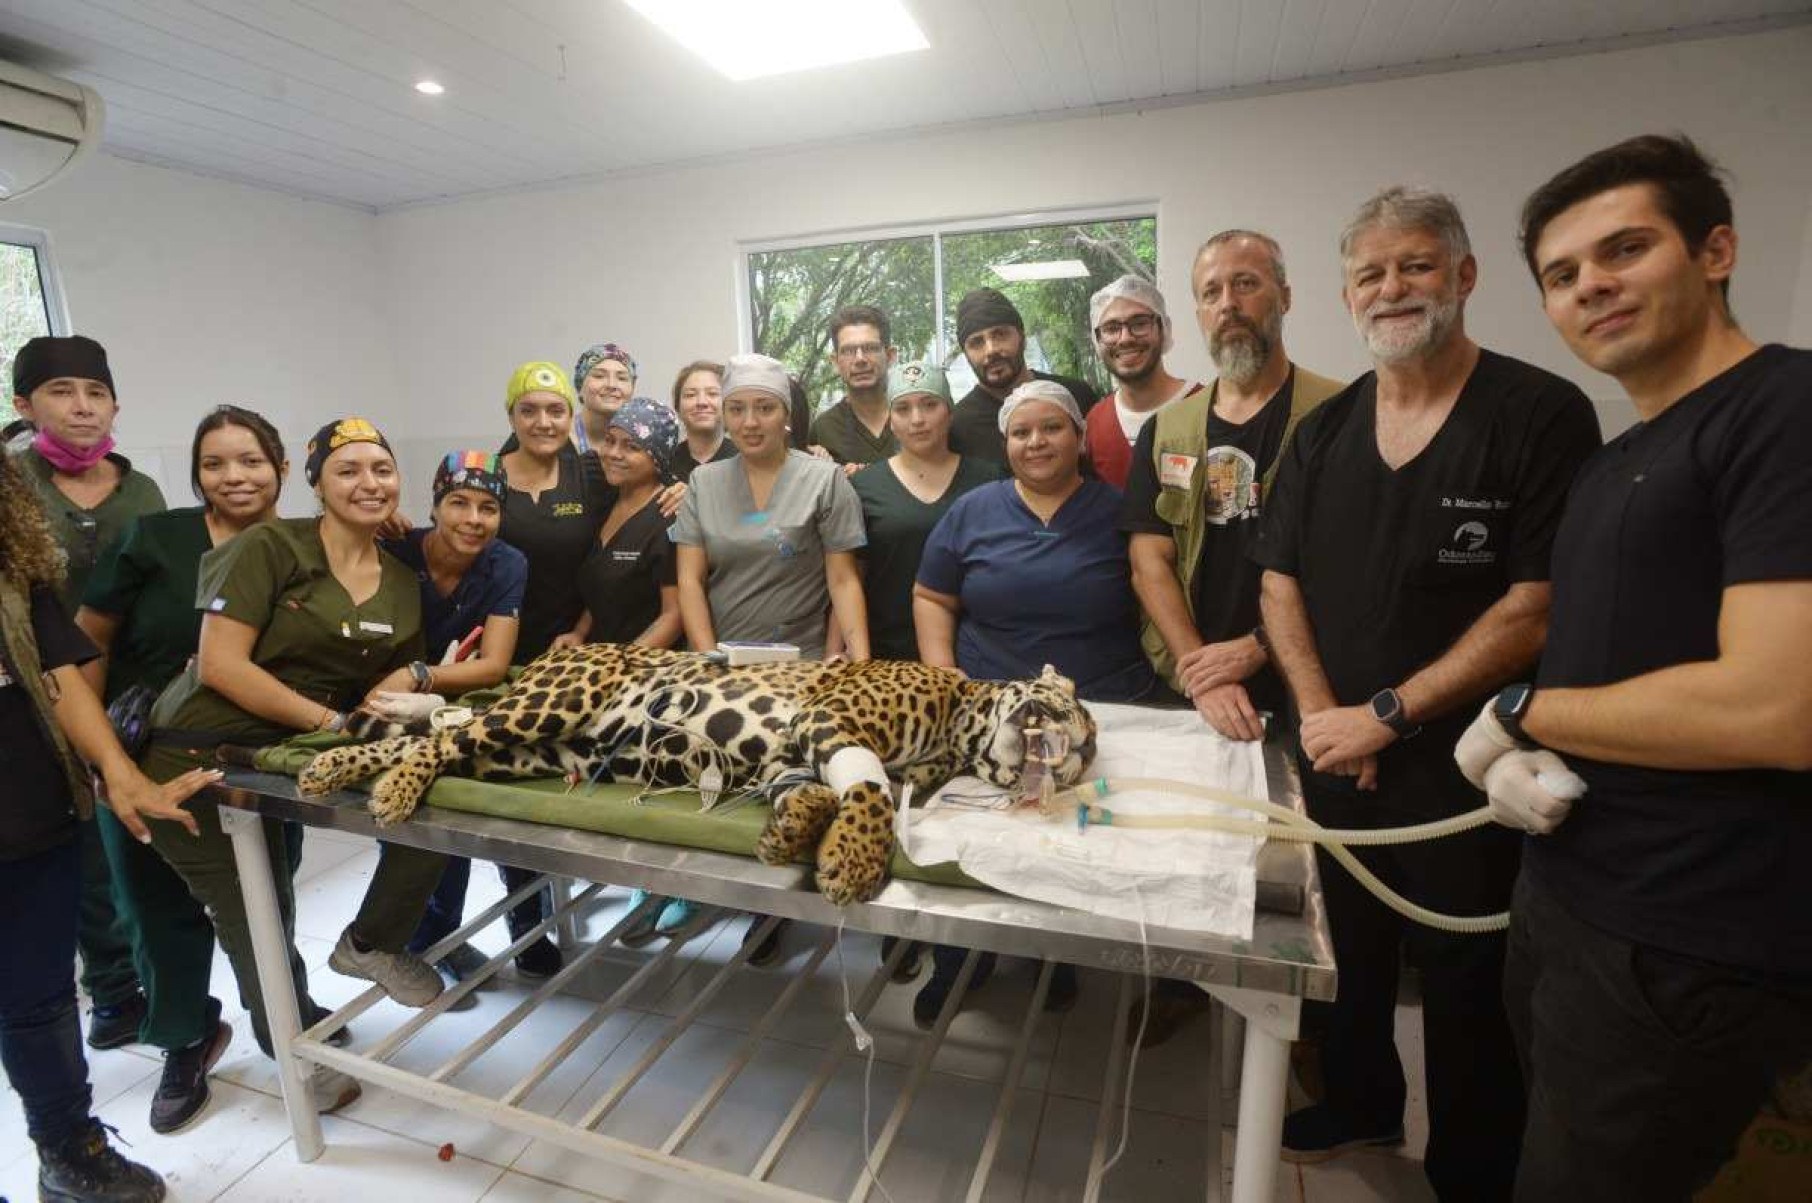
[975,665,1098,791]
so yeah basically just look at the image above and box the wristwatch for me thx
[1368,688,1421,739]
[1493,682,1537,745]
[408,660,433,693]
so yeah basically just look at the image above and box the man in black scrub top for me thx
[1455,135,1812,1203]
[1254,187,1600,1200]
[947,287,1100,465]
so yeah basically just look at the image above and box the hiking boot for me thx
[329,930,444,1006]
[1280,1103,1405,1164]
[85,994,147,1051]
[149,1020,232,1134]
[37,1119,165,1202]
[514,936,563,980]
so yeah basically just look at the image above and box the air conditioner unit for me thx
[0,59,104,201]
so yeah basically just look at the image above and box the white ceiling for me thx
[3,0,1808,212]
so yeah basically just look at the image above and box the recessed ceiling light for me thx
[414,80,445,96]
[992,260,1090,282]
[626,0,929,81]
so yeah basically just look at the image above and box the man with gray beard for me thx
[1120,230,1340,742]
[1253,189,1600,1200]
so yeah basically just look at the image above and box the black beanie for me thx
[12,335,115,399]
[955,288,1024,346]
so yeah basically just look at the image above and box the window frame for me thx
[735,200,1159,368]
[0,221,73,335]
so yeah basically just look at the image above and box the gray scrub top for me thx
[670,451,866,659]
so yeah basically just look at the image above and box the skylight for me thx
[625,0,930,82]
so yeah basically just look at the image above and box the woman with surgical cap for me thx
[671,353,869,965]
[572,342,637,453]
[911,378,1165,1025]
[137,416,450,1107]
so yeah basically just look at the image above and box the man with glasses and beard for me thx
[1082,275,1204,488]
[947,287,1099,465]
[1253,189,1600,1201]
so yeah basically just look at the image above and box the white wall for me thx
[4,153,400,514]
[377,26,1812,477]
[8,28,1810,521]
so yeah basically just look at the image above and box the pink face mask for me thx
[33,427,116,475]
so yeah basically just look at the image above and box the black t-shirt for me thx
[576,500,678,646]
[948,370,1101,464]
[501,445,613,662]
[1,584,100,859]
[1121,374,1294,710]
[1255,350,1601,746]
[670,439,736,484]
[851,455,1004,660]
[1525,344,1812,980]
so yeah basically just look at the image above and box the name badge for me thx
[357,620,395,635]
[1159,453,1197,489]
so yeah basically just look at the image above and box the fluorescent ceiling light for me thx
[626,0,929,81]
[992,259,1089,282]
[414,80,445,95]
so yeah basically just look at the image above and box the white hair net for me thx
[998,378,1085,434]
[1088,275,1173,353]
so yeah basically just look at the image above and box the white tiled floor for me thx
[2,829,1436,1202]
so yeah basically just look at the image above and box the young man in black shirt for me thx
[808,305,898,471]
[1255,188,1601,1200]
[1456,135,1812,1202]
[946,287,1099,464]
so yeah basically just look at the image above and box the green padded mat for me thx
[255,731,979,888]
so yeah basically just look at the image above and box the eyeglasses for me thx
[834,342,886,360]
[1094,313,1159,342]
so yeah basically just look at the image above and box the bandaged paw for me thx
[365,691,448,723]
[1455,700,1523,788]
[1482,749,1585,834]
[813,781,894,905]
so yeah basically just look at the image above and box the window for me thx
[745,209,1156,410]
[0,226,69,428]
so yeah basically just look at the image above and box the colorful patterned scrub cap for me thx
[885,361,952,406]
[606,396,682,484]
[573,342,638,394]
[505,361,577,411]
[432,450,508,504]
[304,416,393,485]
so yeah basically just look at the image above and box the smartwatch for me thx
[1368,688,1421,739]
[1493,682,1537,745]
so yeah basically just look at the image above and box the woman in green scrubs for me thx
[139,418,449,1086]
[77,405,316,1132]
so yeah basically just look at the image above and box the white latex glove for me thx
[1481,749,1586,834]
[1455,700,1523,789]
[364,691,448,723]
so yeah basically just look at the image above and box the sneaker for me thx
[85,993,147,1051]
[514,936,564,980]
[309,1067,362,1114]
[1279,1103,1404,1164]
[37,1119,165,1202]
[617,890,663,949]
[436,942,496,988]
[655,898,713,940]
[912,951,995,1030]
[741,916,788,968]
[149,1021,232,1134]
[328,930,444,1006]
[880,937,924,982]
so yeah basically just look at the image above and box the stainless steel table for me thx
[211,739,1332,1202]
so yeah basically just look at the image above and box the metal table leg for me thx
[219,807,325,1161]
[1203,983,1299,1203]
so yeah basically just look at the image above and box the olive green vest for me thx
[1138,366,1344,691]
[0,574,95,821]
